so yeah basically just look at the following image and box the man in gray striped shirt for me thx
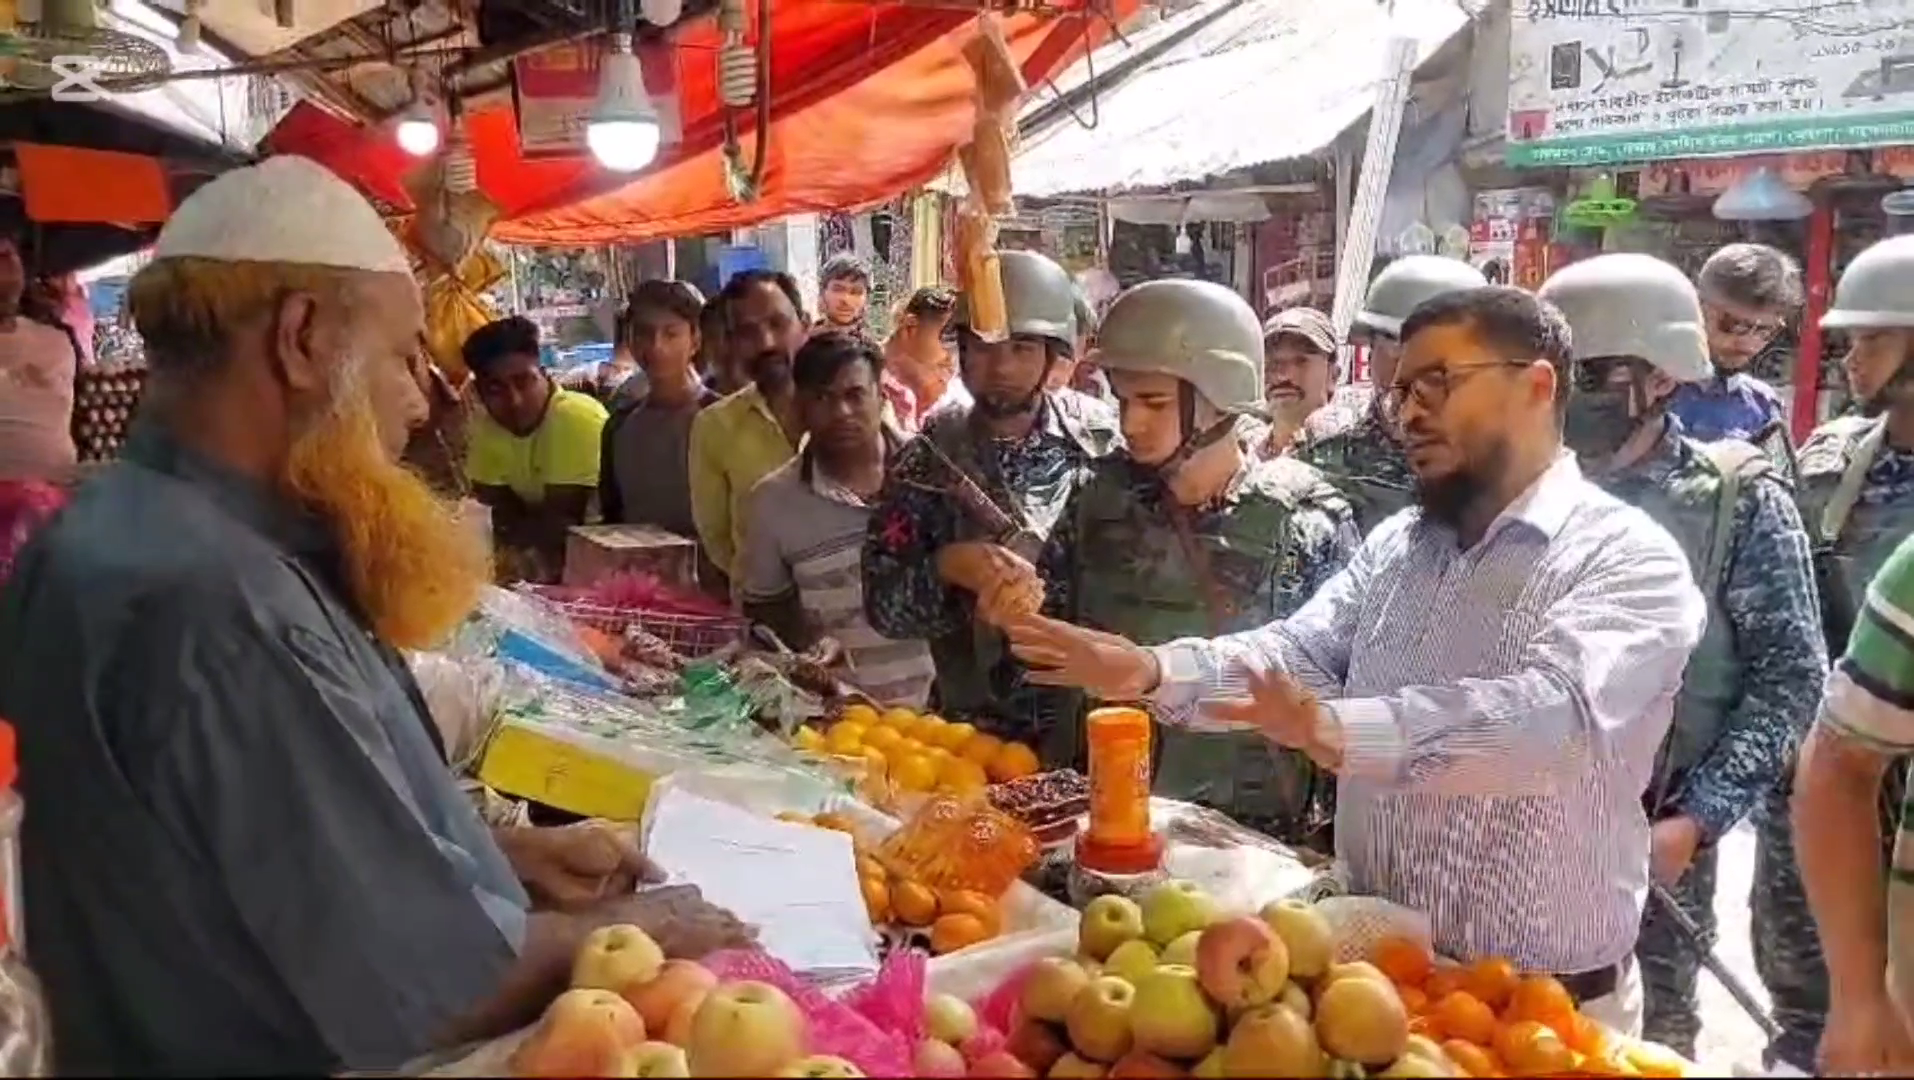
[739,332,936,706]
[1009,287,1706,1035]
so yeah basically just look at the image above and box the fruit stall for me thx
[404,574,1703,1078]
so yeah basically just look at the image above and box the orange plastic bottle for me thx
[1074,707,1164,874]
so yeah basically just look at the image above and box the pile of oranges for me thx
[792,704,1041,799]
[779,809,1005,956]
[1370,938,1690,1078]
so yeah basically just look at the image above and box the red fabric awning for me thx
[265,2,1133,245]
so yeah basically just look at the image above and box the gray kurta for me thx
[0,426,528,1075]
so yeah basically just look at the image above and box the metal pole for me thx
[1328,31,1418,366]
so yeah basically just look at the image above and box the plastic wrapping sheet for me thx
[407,650,507,770]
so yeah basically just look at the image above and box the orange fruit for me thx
[879,706,917,728]
[891,879,940,926]
[988,741,1041,782]
[860,746,890,777]
[1441,1040,1503,1078]
[960,733,1004,767]
[856,854,887,880]
[1562,1012,1609,1057]
[1495,1020,1573,1077]
[792,726,825,752]
[824,722,868,755]
[1508,975,1577,1033]
[938,757,991,795]
[938,889,1003,936]
[1373,935,1435,987]
[862,725,903,752]
[1409,1014,1442,1039]
[909,713,949,743]
[840,703,880,727]
[859,875,889,922]
[1463,957,1519,1011]
[929,912,992,954]
[1426,966,1466,1001]
[1432,991,1498,1046]
[1397,984,1430,1015]
[892,753,940,793]
[936,721,979,750]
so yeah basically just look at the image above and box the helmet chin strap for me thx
[1153,385,1238,485]
[1862,340,1914,417]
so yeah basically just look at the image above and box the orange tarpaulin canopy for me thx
[14,143,172,224]
[266,2,1135,245]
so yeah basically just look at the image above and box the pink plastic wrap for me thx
[974,958,1038,1036]
[838,949,928,1046]
[703,949,914,1075]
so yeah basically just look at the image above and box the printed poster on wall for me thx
[1507,0,1914,167]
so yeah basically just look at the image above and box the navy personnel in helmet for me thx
[1040,280,1356,847]
[1297,255,1486,533]
[862,251,1119,750]
[1541,254,1825,1063]
[1773,233,1914,1075]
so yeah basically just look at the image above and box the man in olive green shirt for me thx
[689,270,807,585]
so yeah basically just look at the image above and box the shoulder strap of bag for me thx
[1822,419,1889,546]
[1699,440,1769,594]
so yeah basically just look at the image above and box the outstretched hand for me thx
[1209,667,1339,767]
[1002,613,1159,700]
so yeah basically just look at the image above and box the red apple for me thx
[970,1050,1040,1078]
[624,959,718,1034]
[1004,1019,1069,1073]
[1194,917,1290,1011]
[510,988,648,1078]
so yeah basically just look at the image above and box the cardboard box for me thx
[563,523,697,588]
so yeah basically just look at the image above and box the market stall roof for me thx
[1004,0,1473,198]
[256,0,1138,244]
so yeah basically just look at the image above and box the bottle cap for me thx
[0,720,16,791]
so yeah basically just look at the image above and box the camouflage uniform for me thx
[1041,448,1357,850]
[1753,414,1914,1070]
[1595,421,1825,1060]
[1295,407,1414,536]
[862,392,1119,751]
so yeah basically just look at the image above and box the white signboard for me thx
[1508,0,1914,167]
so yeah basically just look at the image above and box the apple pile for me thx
[509,924,867,1078]
[972,883,1468,1078]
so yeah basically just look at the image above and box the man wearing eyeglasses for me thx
[1540,255,1825,1063]
[1298,256,1485,534]
[1669,244,1801,472]
[1005,286,1705,1035]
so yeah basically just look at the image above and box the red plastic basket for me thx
[518,584,749,658]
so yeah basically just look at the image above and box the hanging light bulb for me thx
[588,33,663,173]
[396,98,441,157]
[1173,225,1193,256]
[640,0,683,27]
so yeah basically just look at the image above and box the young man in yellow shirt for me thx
[462,316,607,581]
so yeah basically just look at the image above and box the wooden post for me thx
[1792,196,1833,444]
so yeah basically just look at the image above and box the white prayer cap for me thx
[152,155,412,275]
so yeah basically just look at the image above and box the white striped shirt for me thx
[1151,454,1706,973]
[738,451,937,707]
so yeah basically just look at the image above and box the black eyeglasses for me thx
[1711,309,1785,341]
[1380,358,1536,418]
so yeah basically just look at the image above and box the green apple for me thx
[1139,880,1219,947]
[1101,939,1159,986]
[1077,894,1146,962]
[1161,930,1201,968]
[1128,964,1220,1060]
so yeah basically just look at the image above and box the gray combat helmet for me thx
[1822,234,1914,331]
[1537,253,1711,382]
[1354,255,1488,337]
[1095,278,1265,414]
[952,250,1079,351]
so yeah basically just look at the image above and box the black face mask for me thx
[1563,386,1638,461]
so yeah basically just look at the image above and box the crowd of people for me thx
[0,151,1908,1075]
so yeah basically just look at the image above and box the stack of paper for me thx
[644,787,879,981]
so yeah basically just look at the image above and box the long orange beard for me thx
[284,391,490,651]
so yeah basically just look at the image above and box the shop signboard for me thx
[1508,0,1914,167]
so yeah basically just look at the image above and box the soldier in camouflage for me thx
[1756,234,1914,1072]
[1037,280,1357,850]
[862,251,1119,753]
[1539,255,1827,1061]
[1297,256,1486,534]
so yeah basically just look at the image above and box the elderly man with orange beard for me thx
[0,158,749,1076]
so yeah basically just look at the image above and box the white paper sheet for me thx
[644,786,879,980]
